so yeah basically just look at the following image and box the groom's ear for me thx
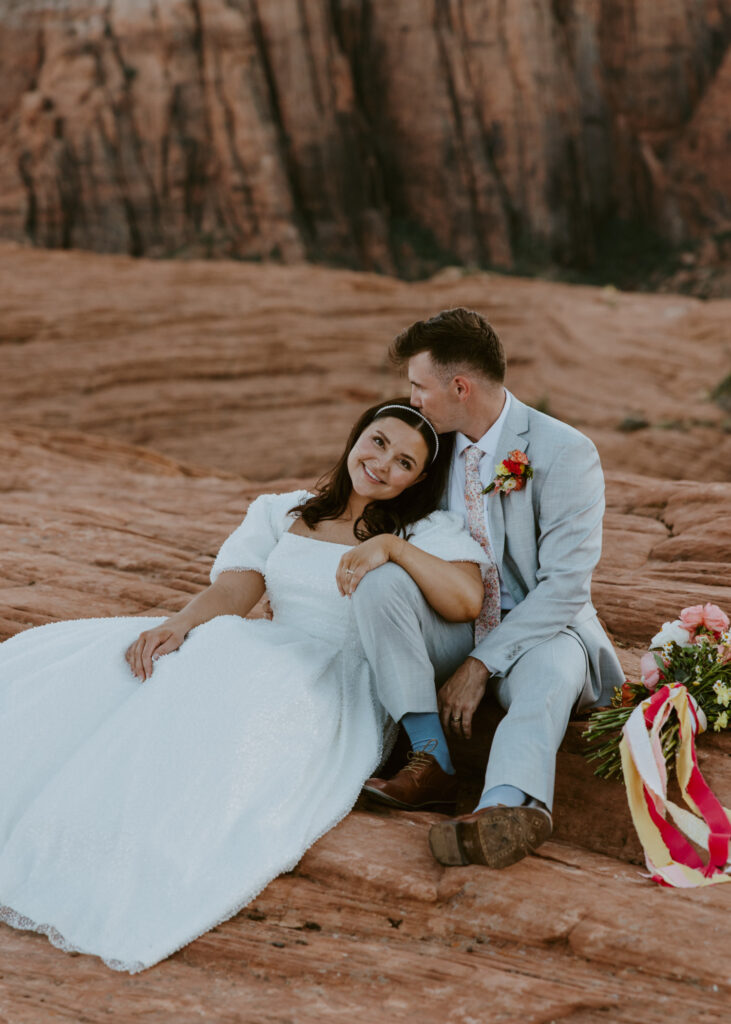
[452,374,471,400]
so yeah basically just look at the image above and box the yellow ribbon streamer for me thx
[620,683,731,887]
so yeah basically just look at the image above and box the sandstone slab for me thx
[1,242,729,486]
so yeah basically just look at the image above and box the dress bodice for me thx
[209,489,489,655]
[265,532,363,655]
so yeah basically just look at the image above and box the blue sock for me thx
[476,783,527,811]
[401,712,455,775]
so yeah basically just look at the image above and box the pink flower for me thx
[640,651,664,691]
[680,605,705,632]
[702,604,730,636]
[680,603,730,639]
[718,644,731,666]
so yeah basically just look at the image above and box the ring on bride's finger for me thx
[345,569,355,575]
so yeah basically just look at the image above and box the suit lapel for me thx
[438,445,453,511]
[487,397,531,568]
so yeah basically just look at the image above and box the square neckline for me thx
[283,525,355,550]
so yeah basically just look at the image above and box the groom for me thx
[355,307,624,868]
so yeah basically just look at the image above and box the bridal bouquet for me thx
[584,603,731,780]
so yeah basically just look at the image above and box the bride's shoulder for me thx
[245,489,313,529]
[407,510,487,564]
[408,509,466,539]
[211,490,313,580]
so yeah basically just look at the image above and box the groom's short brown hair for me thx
[390,307,506,383]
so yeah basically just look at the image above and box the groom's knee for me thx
[497,631,588,714]
[351,562,423,620]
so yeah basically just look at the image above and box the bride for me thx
[0,399,486,972]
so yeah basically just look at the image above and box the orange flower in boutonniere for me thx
[483,450,533,495]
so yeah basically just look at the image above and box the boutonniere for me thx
[483,450,533,495]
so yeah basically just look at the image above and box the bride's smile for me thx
[347,417,428,504]
[362,463,383,483]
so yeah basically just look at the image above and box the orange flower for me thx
[621,683,636,707]
[508,449,529,465]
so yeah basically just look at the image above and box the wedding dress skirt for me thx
[0,491,486,971]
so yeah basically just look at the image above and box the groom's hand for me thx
[438,657,490,740]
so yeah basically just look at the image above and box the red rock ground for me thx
[1,242,730,1022]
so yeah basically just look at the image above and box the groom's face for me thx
[407,352,460,433]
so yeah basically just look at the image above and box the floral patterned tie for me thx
[464,445,502,641]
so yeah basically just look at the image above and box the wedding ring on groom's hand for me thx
[451,714,462,721]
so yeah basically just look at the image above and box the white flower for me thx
[713,681,731,707]
[650,620,692,649]
[714,710,729,733]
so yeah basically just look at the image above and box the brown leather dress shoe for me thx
[362,750,458,810]
[428,801,552,869]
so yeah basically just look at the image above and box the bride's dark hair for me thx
[290,397,454,541]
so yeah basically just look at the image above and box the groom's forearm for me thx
[471,571,594,676]
[473,520,601,676]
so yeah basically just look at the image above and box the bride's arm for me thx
[391,540,483,622]
[126,569,265,681]
[336,537,483,623]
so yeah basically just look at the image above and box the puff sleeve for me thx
[407,511,487,565]
[210,490,311,582]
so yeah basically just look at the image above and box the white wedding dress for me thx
[0,490,485,972]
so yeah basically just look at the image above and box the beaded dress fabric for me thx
[463,445,502,641]
[0,491,485,972]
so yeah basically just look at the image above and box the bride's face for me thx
[347,416,429,501]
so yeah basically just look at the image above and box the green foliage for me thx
[712,372,731,413]
[617,416,649,433]
[527,395,552,416]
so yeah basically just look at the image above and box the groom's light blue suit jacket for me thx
[441,395,624,710]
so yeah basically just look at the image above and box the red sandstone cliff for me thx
[1,0,730,278]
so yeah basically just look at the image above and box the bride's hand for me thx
[336,536,397,597]
[125,622,187,681]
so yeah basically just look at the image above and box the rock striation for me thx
[1,241,730,484]
[0,0,730,276]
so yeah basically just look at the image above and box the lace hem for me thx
[0,718,388,974]
[0,905,146,973]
